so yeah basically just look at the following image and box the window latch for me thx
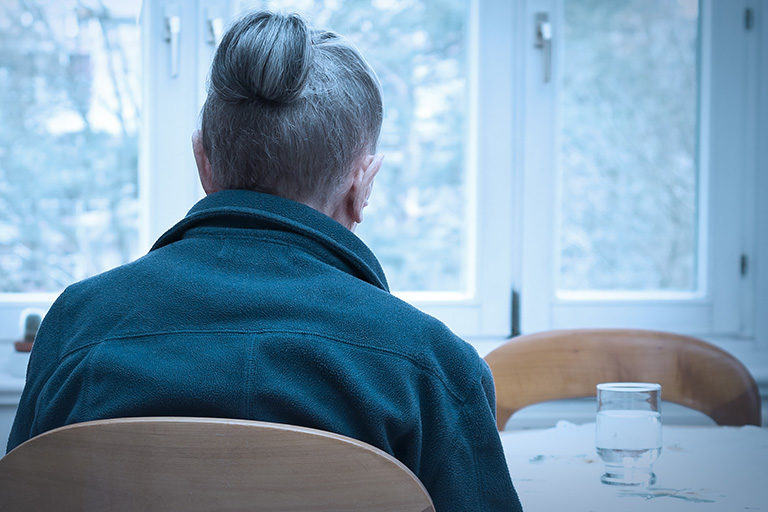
[164,9,181,78]
[534,13,552,83]
[206,8,224,47]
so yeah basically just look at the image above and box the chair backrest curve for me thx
[485,329,761,430]
[0,417,435,512]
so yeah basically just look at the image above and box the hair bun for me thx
[210,11,312,104]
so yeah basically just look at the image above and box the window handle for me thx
[535,13,552,83]
[164,12,181,78]
[207,16,224,47]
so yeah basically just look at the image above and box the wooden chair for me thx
[0,417,435,512]
[485,329,761,430]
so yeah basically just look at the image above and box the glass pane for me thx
[241,0,471,294]
[557,0,699,292]
[0,0,141,292]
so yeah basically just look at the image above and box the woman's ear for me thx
[192,130,219,195]
[321,154,384,231]
[350,154,384,224]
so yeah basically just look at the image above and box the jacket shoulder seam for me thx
[57,328,467,404]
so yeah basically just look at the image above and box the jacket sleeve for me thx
[417,354,523,512]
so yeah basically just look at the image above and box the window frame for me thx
[0,1,153,343]
[403,0,518,337]
[0,0,517,341]
[0,0,765,352]
[518,0,761,340]
[0,0,207,342]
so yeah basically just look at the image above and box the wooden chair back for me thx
[0,417,435,512]
[485,329,761,430]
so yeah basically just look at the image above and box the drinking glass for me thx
[596,382,662,486]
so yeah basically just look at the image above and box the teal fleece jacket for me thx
[8,190,522,512]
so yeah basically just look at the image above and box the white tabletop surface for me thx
[501,421,768,511]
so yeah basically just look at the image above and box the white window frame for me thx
[0,0,208,343]
[1,0,765,354]
[400,0,518,338]
[0,0,516,342]
[518,0,764,345]
[756,0,768,354]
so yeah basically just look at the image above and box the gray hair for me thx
[201,11,383,206]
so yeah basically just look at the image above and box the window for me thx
[111,0,513,338]
[239,0,474,296]
[0,0,142,338]
[227,0,514,336]
[0,1,141,293]
[519,0,760,338]
[0,0,763,347]
[557,0,700,296]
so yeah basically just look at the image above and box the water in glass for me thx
[596,383,662,486]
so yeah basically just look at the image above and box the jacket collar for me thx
[151,190,389,292]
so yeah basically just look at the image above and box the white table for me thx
[501,421,768,511]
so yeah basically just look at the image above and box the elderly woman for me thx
[8,11,521,512]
